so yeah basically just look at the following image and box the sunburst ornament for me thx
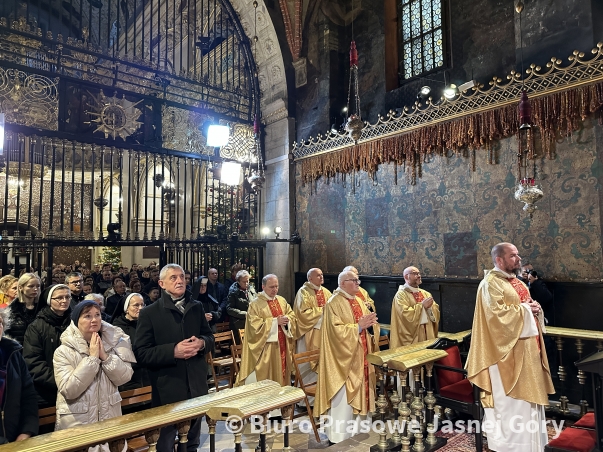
[87,91,143,140]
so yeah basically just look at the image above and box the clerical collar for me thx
[402,283,419,293]
[306,281,321,290]
[260,291,276,301]
[337,288,355,299]
[493,267,516,279]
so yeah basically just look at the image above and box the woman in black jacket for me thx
[0,307,39,443]
[23,284,72,408]
[226,270,256,342]
[6,273,42,345]
[111,293,150,393]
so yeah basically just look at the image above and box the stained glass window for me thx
[400,0,445,79]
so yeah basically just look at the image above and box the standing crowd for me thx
[0,243,555,452]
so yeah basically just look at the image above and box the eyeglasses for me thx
[344,279,361,284]
[51,296,71,302]
[68,280,83,285]
[130,303,145,309]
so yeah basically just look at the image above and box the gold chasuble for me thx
[315,288,376,417]
[293,282,333,369]
[390,285,440,349]
[235,292,297,387]
[356,286,380,349]
[356,286,376,312]
[466,270,554,408]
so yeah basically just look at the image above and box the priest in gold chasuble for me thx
[466,243,554,452]
[293,268,332,400]
[343,265,380,350]
[343,265,377,312]
[315,271,378,444]
[235,274,297,388]
[390,266,440,349]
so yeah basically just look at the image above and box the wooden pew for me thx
[8,381,289,452]
[37,386,153,428]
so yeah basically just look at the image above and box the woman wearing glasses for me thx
[111,294,150,394]
[23,284,73,409]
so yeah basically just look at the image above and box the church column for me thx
[262,98,296,302]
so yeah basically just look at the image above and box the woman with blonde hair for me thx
[6,273,41,344]
[0,276,18,308]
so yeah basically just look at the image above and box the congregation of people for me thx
[0,244,556,452]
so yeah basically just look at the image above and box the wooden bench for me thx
[38,386,153,427]
[38,386,153,452]
[120,386,153,410]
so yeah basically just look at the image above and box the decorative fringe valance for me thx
[300,82,603,186]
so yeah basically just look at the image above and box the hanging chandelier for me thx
[247,115,265,193]
[513,0,543,217]
[345,41,364,143]
[245,0,264,194]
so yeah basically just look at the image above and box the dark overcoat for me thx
[134,291,214,407]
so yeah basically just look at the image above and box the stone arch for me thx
[228,0,288,117]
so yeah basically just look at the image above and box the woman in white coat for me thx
[53,300,134,448]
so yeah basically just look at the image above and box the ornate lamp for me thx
[514,91,543,216]
[345,41,364,143]
[247,115,265,193]
[513,1,543,217]
[245,2,265,194]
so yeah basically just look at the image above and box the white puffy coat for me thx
[53,320,135,432]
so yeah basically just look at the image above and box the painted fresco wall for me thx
[295,119,603,282]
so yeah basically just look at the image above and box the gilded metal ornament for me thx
[0,67,59,130]
[220,123,257,162]
[161,106,213,156]
[514,181,543,216]
[345,114,364,143]
[247,171,265,193]
[86,91,143,140]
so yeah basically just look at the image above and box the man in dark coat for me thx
[527,270,554,321]
[23,284,72,408]
[105,279,127,317]
[206,268,228,322]
[134,264,214,452]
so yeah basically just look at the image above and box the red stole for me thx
[507,278,530,302]
[411,290,425,303]
[315,289,326,307]
[347,297,369,407]
[267,298,288,385]
[507,277,540,351]
[356,290,366,302]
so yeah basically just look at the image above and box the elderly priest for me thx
[235,274,297,388]
[315,270,378,444]
[293,267,332,402]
